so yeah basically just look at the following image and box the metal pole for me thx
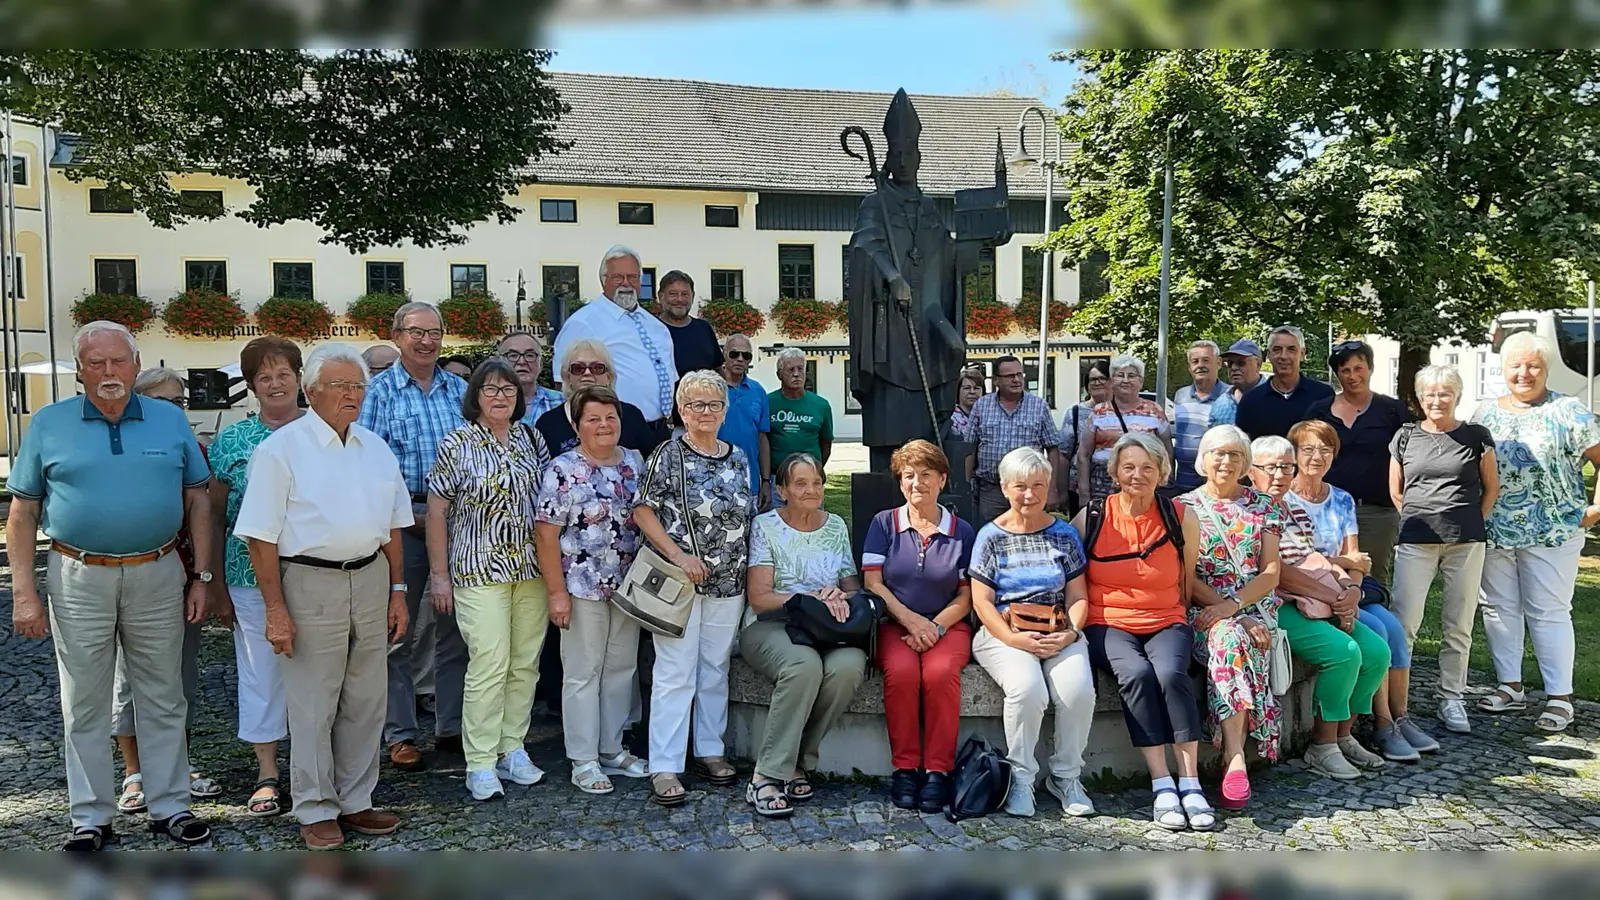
[5,111,19,460]
[1038,160,1052,397]
[0,112,14,463]
[1155,127,1174,401]
[42,123,58,402]
[1587,278,1595,411]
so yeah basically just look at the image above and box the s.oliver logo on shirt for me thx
[140,449,171,457]
[772,410,816,427]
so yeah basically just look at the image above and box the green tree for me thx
[0,50,569,252]
[1052,50,1600,405]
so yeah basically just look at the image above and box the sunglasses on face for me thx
[568,362,610,377]
[727,350,753,361]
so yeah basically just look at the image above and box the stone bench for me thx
[725,656,1318,781]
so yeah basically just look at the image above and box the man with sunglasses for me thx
[718,333,772,508]
[1234,325,1333,439]
[357,300,469,773]
[1209,338,1268,428]
[496,332,565,424]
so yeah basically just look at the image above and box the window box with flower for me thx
[347,291,410,338]
[71,292,159,334]
[163,288,248,339]
[699,298,766,337]
[439,289,508,343]
[256,296,336,341]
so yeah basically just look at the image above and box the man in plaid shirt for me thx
[960,355,1063,522]
[357,301,468,772]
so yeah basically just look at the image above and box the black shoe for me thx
[919,771,950,814]
[435,734,463,756]
[889,768,921,810]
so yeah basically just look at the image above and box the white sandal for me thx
[570,761,614,794]
[598,751,648,778]
[1152,788,1186,831]
[1536,699,1575,733]
[118,773,147,814]
[1477,684,1527,712]
[188,772,223,799]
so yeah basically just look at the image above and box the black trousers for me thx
[1084,622,1202,748]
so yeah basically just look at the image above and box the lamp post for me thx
[1155,124,1174,401]
[1009,106,1063,402]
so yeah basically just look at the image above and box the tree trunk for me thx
[1397,342,1430,415]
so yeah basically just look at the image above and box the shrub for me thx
[163,288,248,339]
[966,297,1015,339]
[439,289,508,343]
[699,298,766,337]
[70,292,158,333]
[348,291,409,338]
[1012,292,1073,335]
[771,297,836,341]
[255,296,335,341]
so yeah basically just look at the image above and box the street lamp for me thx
[1010,106,1063,401]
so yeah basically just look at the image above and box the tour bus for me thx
[1489,309,1600,402]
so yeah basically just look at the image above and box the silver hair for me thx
[1109,354,1146,378]
[559,338,616,398]
[997,446,1052,485]
[1195,424,1253,478]
[774,451,825,487]
[721,332,752,351]
[598,244,642,281]
[1108,431,1171,484]
[361,343,398,366]
[133,366,184,396]
[1188,340,1220,356]
[1267,324,1306,351]
[391,301,442,334]
[1414,364,1464,400]
[1499,330,1556,370]
[675,369,728,405]
[1249,435,1295,461]
[73,320,138,360]
[775,347,807,368]
[302,342,370,390]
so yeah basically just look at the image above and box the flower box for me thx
[700,299,766,337]
[1012,292,1073,335]
[771,297,836,341]
[347,292,409,338]
[163,288,248,339]
[70,292,158,333]
[439,290,508,343]
[966,297,1015,340]
[256,296,336,341]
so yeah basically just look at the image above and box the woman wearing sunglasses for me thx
[534,339,664,461]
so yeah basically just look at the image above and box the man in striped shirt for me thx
[1172,340,1228,489]
[961,355,1063,523]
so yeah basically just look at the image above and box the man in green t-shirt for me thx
[767,348,834,482]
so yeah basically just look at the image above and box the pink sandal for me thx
[1218,769,1250,810]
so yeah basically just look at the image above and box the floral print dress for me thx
[1178,485,1285,761]
[1473,393,1600,550]
[535,447,645,601]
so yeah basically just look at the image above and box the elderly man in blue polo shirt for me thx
[8,321,216,850]
[717,332,772,508]
[357,300,468,770]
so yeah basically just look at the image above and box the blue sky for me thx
[546,0,1078,104]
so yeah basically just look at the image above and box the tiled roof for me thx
[532,71,1070,198]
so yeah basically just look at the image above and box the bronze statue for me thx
[843,88,1012,470]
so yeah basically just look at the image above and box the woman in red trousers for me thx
[862,439,976,813]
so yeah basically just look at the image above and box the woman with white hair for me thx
[969,446,1098,819]
[1387,365,1498,738]
[634,370,755,806]
[535,337,664,461]
[1179,425,1282,811]
[1078,355,1171,504]
[1470,332,1600,733]
[1073,433,1212,830]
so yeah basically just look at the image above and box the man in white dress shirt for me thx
[235,342,413,851]
[551,244,678,447]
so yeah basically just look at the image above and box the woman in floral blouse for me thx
[1179,424,1282,812]
[535,384,648,794]
[1079,355,1172,503]
[634,370,755,806]
[427,358,552,802]
[1471,331,1600,734]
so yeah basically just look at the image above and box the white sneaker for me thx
[496,748,545,786]
[1003,780,1036,818]
[1438,699,1472,734]
[1304,742,1361,781]
[466,769,504,801]
[1044,776,1096,817]
[1336,735,1390,771]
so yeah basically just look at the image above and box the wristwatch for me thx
[193,569,214,584]
[390,583,407,593]
[935,624,947,638]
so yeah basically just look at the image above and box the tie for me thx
[627,310,673,420]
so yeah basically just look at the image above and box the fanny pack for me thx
[1001,592,1068,634]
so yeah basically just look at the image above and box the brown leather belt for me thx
[52,537,179,567]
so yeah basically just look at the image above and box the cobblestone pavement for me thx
[3,561,1599,852]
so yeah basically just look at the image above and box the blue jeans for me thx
[1357,602,1410,669]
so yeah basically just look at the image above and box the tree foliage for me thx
[1052,50,1600,402]
[0,50,569,252]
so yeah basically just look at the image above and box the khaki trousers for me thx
[561,596,641,764]
[1390,541,1486,700]
[47,550,189,829]
[738,619,868,782]
[454,578,549,771]
[279,557,389,825]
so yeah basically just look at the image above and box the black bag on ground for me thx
[944,734,1013,823]
[783,591,885,652]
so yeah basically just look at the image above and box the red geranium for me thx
[256,296,336,341]
[71,292,158,333]
[966,297,1015,339]
[440,290,508,343]
[163,288,249,339]
[348,292,409,338]
[1012,292,1073,335]
[771,297,836,341]
[700,299,766,337]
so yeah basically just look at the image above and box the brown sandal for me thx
[692,756,738,786]
[650,772,687,807]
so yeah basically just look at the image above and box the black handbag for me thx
[783,591,885,652]
[944,734,1013,822]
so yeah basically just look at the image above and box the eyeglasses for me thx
[727,350,753,361]
[568,362,610,377]
[683,400,727,414]
[1086,377,1108,385]
[1252,463,1297,476]
[1297,446,1335,458]
[324,380,367,393]
[479,384,518,398]
[399,327,444,341]
[500,350,539,363]
[1208,449,1245,462]
[997,371,1025,380]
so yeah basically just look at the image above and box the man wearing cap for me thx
[1171,340,1229,489]
[1210,338,1268,427]
[1235,324,1335,439]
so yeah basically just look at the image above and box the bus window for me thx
[1490,318,1535,354]
[1557,317,1600,378]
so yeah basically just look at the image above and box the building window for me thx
[778,244,815,300]
[705,205,739,228]
[1022,357,1058,408]
[185,260,228,293]
[451,264,488,296]
[539,198,577,223]
[640,267,656,301]
[1022,246,1045,298]
[272,262,314,299]
[841,245,851,299]
[710,269,744,302]
[9,155,26,187]
[178,189,224,216]
[366,261,405,294]
[618,201,655,226]
[543,264,580,306]
[963,246,997,305]
[89,187,136,214]
[94,258,138,295]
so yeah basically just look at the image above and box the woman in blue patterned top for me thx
[969,446,1097,820]
[1471,331,1600,734]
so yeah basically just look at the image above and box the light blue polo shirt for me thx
[9,394,211,554]
[717,375,769,493]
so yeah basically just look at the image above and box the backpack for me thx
[1082,494,1186,561]
[944,734,1013,823]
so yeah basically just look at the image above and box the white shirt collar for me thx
[306,410,365,448]
[893,503,956,536]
